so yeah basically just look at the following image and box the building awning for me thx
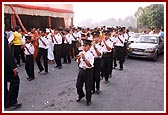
[4,4,74,19]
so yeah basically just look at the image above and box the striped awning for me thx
[4,4,74,19]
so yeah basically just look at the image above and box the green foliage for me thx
[135,4,164,29]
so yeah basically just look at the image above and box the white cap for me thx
[24,34,28,36]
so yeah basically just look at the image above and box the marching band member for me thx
[36,29,49,75]
[76,39,94,106]
[52,28,63,69]
[63,28,72,64]
[71,28,79,58]
[90,31,103,94]
[24,35,35,81]
[101,30,113,84]
[115,29,126,70]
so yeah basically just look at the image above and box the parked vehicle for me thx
[128,31,135,37]
[127,34,164,61]
[128,33,143,44]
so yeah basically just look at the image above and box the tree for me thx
[135,7,144,18]
[135,4,164,29]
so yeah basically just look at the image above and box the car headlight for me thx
[145,48,155,53]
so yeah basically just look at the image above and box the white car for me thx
[127,34,164,61]
[128,33,143,44]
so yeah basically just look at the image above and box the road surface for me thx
[4,54,164,112]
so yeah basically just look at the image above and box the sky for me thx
[72,2,157,26]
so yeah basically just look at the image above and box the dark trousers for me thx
[71,41,79,57]
[63,44,71,63]
[76,68,93,102]
[101,53,111,81]
[113,57,117,67]
[36,48,48,72]
[119,61,124,69]
[113,47,117,67]
[93,58,101,92]
[14,45,25,64]
[4,75,20,107]
[124,42,128,56]
[54,44,62,67]
[25,55,35,78]
[116,46,125,69]
[109,50,114,75]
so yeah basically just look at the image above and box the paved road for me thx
[4,53,164,111]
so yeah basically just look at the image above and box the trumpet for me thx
[75,53,84,59]
[74,55,81,60]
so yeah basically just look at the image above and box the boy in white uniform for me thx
[76,39,94,106]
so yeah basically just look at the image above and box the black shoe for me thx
[43,72,48,75]
[76,96,85,102]
[119,68,123,71]
[113,65,117,69]
[38,69,44,73]
[28,78,34,81]
[95,90,100,94]
[86,101,91,106]
[5,103,22,108]
[104,80,109,84]
[27,77,30,80]
[63,62,67,64]
[55,66,59,68]
[58,66,62,69]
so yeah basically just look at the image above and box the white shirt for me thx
[109,36,116,48]
[46,33,54,47]
[78,40,83,51]
[71,33,79,41]
[124,33,129,43]
[6,31,13,39]
[8,33,14,44]
[53,33,62,44]
[101,39,113,53]
[6,31,14,44]
[78,50,94,69]
[88,35,93,41]
[115,35,125,47]
[47,33,52,39]
[77,31,82,40]
[22,36,26,45]
[24,43,34,55]
[90,43,103,58]
[64,33,72,44]
[38,36,49,49]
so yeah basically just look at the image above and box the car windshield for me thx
[135,36,158,44]
[130,33,141,38]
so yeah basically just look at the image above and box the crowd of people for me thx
[4,25,131,107]
[6,25,164,107]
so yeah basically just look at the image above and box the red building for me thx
[4,4,74,30]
